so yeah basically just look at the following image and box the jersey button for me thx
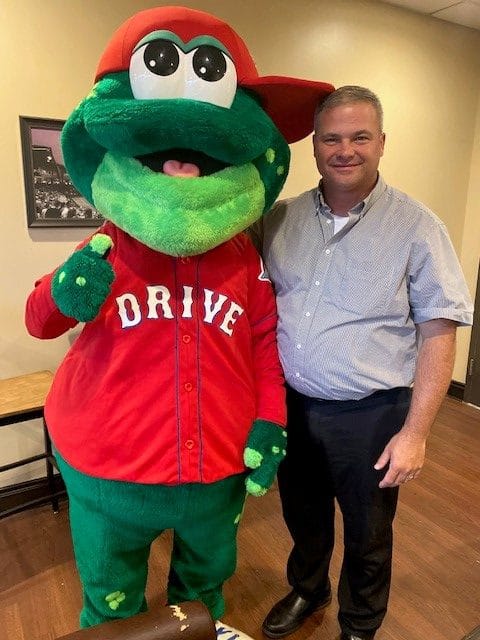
[182,335,191,344]
[185,439,194,449]
[184,382,193,392]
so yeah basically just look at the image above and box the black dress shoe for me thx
[262,589,332,638]
[340,633,372,640]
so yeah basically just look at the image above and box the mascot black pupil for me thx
[193,45,226,81]
[144,40,179,76]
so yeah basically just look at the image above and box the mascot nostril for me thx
[25,5,334,636]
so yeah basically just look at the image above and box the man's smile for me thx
[331,163,362,170]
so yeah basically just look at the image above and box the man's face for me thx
[313,101,385,195]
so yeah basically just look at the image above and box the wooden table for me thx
[0,370,65,518]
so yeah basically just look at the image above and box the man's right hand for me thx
[51,234,115,322]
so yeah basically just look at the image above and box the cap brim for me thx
[241,76,335,144]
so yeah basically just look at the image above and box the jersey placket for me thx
[175,255,202,482]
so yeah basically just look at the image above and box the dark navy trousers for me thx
[278,385,412,639]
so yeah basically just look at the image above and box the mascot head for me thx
[62,6,334,256]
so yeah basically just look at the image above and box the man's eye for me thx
[355,136,369,142]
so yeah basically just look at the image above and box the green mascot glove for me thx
[244,419,287,497]
[51,233,114,322]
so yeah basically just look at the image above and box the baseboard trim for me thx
[448,380,465,401]
[0,475,66,516]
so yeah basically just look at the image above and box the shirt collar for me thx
[315,174,386,219]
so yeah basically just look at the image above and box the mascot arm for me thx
[25,231,115,338]
[243,238,287,497]
[25,270,79,339]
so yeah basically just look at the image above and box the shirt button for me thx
[326,219,332,224]
[295,372,301,378]
[184,382,193,392]
[315,281,320,286]
[185,439,194,449]
[182,335,191,344]
[296,344,302,349]
[325,249,331,255]
[305,312,311,317]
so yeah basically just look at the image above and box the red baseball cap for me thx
[95,6,335,143]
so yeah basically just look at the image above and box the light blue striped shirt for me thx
[251,175,473,400]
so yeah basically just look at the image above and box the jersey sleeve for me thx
[25,271,79,339]
[245,235,286,427]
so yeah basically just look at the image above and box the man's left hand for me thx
[374,430,426,488]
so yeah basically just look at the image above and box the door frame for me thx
[464,260,480,407]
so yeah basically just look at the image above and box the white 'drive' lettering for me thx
[116,285,244,336]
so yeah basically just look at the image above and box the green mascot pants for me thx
[55,454,247,627]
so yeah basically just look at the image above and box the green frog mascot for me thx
[25,6,333,636]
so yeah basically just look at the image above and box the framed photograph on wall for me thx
[19,116,104,228]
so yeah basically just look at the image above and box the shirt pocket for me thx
[336,257,394,315]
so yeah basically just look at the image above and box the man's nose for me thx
[337,140,355,158]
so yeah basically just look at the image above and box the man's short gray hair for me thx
[315,86,384,131]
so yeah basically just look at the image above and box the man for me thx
[251,86,473,640]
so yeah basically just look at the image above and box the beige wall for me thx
[1,0,479,483]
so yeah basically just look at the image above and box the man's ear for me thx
[380,132,386,156]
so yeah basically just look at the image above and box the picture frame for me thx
[19,115,104,228]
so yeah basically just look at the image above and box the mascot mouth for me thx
[136,149,230,177]
[91,151,266,256]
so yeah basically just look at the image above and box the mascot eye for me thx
[192,45,227,82]
[130,40,185,100]
[143,40,180,76]
[185,46,237,109]
[129,41,237,108]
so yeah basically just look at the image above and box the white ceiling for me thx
[379,0,480,31]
